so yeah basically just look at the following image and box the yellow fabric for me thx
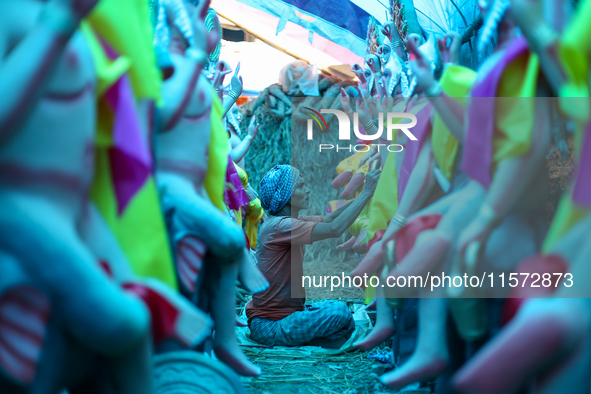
[348,204,370,237]
[432,65,477,180]
[92,151,177,288]
[79,22,130,97]
[206,90,230,211]
[366,148,399,242]
[84,22,177,288]
[245,198,264,249]
[542,0,591,251]
[235,163,249,187]
[204,88,229,212]
[492,51,539,166]
[365,99,429,243]
[87,0,161,100]
[558,0,591,117]
[336,151,366,174]
[328,200,346,213]
[364,283,377,304]
[542,192,589,253]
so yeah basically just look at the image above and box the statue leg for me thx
[30,317,97,394]
[387,181,486,297]
[381,297,448,388]
[351,238,384,278]
[354,286,395,350]
[237,247,269,294]
[160,176,245,288]
[453,297,591,394]
[0,194,152,394]
[202,258,261,377]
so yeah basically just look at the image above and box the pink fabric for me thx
[0,287,50,384]
[102,41,152,215]
[224,156,249,210]
[573,124,591,207]
[461,37,529,188]
[397,102,433,199]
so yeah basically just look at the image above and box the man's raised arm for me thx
[311,169,380,242]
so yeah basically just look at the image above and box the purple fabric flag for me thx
[573,123,591,207]
[102,41,152,215]
[224,156,249,211]
[461,37,529,188]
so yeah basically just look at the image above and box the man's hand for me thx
[362,169,381,196]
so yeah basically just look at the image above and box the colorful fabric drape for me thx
[205,90,230,211]
[366,98,430,248]
[462,37,539,188]
[432,65,477,180]
[225,157,250,211]
[542,0,591,251]
[542,128,589,252]
[365,146,398,248]
[83,3,176,288]
[87,0,161,100]
[245,198,265,249]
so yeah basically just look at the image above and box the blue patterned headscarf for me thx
[259,165,302,215]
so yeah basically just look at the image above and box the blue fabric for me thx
[234,0,367,58]
[259,165,301,215]
[278,0,370,40]
[249,301,354,346]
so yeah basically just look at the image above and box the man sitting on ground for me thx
[246,165,380,348]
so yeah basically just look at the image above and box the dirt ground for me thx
[237,255,432,394]
[240,351,406,394]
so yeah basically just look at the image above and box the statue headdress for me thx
[477,0,510,52]
[154,0,195,49]
[205,8,222,65]
[365,16,384,56]
[390,0,409,43]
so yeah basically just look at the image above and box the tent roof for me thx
[211,0,479,73]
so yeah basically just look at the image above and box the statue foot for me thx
[238,248,268,294]
[352,230,368,254]
[124,279,212,348]
[350,241,384,278]
[453,298,591,394]
[213,343,262,377]
[331,171,354,189]
[337,236,357,251]
[235,316,247,327]
[380,350,448,388]
[340,173,365,200]
[354,324,395,351]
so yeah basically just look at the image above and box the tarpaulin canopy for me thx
[211,0,479,71]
